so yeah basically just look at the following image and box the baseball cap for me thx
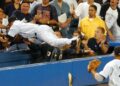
[114,46,120,56]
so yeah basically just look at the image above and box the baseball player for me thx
[7,20,78,48]
[88,46,120,86]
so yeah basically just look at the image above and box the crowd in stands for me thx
[0,0,120,63]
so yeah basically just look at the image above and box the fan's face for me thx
[88,6,96,17]
[110,0,119,7]
[42,0,49,5]
[21,3,30,13]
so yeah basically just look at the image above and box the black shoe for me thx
[71,40,77,49]
[79,35,83,40]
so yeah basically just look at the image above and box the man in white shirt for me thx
[29,0,40,13]
[63,0,78,9]
[70,0,101,26]
[7,19,78,48]
[88,46,120,86]
[75,0,101,17]
[100,0,120,41]
[74,0,101,22]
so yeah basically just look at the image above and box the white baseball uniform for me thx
[8,20,76,48]
[95,59,120,86]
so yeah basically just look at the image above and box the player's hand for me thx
[87,59,101,72]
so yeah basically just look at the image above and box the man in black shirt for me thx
[31,0,58,26]
[11,1,33,22]
[87,27,109,55]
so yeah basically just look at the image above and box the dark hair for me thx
[8,16,17,23]
[89,4,97,11]
[114,46,120,56]
[21,0,30,4]
[97,27,105,34]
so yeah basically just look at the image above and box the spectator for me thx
[29,0,40,13]
[7,34,29,51]
[64,30,97,57]
[100,0,120,41]
[0,9,6,28]
[3,0,13,10]
[63,0,78,9]
[64,0,79,38]
[78,5,106,39]
[87,27,109,55]
[72,0,101,22]
[52,0,72,38]
[11,1,33,22]
[0,33,9,51]
[4,0,21,17]
[32,0,58,27]
[0,8,8,35]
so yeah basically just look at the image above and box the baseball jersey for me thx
[8,20,49,39]
[99,59,120,86]
[8,20,73,48]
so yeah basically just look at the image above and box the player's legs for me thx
[36,26,77,48]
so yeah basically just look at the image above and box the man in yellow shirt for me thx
[78,5,105,39]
